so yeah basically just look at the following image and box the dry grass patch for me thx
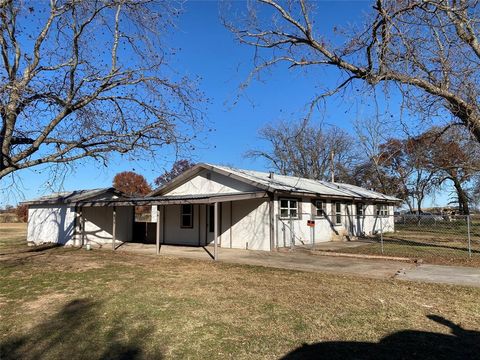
[0,224,479,359]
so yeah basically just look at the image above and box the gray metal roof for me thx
[24,164,400,207]
[203,164,401,202]
[21,188,125,205]
[76,191,268,207]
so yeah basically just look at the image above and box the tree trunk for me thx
[452,177,470,215]
[417,195,423,214]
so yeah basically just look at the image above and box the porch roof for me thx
[76,191,269,207]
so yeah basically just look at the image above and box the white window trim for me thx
[314,200,325,218]
[279,198,299,219]
[334,202,342,225]
[356,203,365,217]
[376,204,388,217]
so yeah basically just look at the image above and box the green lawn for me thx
[335,220,480,267]
[1,223,479,359]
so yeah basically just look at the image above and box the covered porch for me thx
[76,191,271,260]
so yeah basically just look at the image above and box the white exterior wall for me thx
[27,205,76,245]
[275,197,339,246]
[158,199,270,251]
[166,169,257,196]
[83,206,133,245]
[229,198,270,251]
[27,205,134,246]
[163,204,201,246]
[274,197,396,247]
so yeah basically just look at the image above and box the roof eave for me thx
[148,163,271,196]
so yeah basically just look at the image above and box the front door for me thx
[206,204,216,245]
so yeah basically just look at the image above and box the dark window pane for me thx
[181,204,192,215]
[280,200,288,208]
[181,215,192,227]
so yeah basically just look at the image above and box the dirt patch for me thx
[47,254,107,272]
[25,292,71,312]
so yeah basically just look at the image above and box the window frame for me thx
[313,199,325,218]
[279,198,299,219]
[334,202,342,225]
[376,204,388,217]
[180,204,194,228]
[356,203,365,218]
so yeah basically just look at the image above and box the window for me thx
[180,204,193,228]
[280,199,298,219]
[356,203,365,217]
[314,200,325,217]
[334,202,342,225]
[376,204,388,217]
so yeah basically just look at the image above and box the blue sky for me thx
[1,1,452,207]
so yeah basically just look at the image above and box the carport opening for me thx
[132,206,156,244]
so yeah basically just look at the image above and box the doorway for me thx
[206,204,219,245]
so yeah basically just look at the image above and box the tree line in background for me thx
[249,120,480,215]
[112,160,195,219]
[225,0,480,215]
[112,159,196,197]
[0,160,196,222]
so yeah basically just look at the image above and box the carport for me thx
[77,191,269,260]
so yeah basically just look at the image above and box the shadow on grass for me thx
[361,236,480,255]
[281,315,479,360]
[0,299,163,360]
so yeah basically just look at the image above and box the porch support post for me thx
[79,207,85,247]
[269,194,275,251]
[112,206,117,251]
[214,202,218,261]
[156,205,161,255]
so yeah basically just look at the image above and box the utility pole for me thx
[330,150,335,182]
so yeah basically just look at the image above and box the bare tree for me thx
[356,136,440,212]
[226,0,480,142]
[422,126,480,214]
[470,177,480,212]
[0,0,202,181]
[247,120,357,181]
[154,159,195,186]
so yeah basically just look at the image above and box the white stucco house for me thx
[24,188,133,246]
[23,163,400,258]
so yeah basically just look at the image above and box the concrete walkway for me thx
[395,264,480,287]
[114,243,480,288]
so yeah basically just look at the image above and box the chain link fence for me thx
[276,212,480,264]
[388,214,480,260]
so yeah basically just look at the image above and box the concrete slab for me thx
[116,243,412,280]
[396,264,480,288]
[113,243,480,288]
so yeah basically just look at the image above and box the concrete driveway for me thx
[115,243,480,288]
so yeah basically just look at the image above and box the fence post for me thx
[310,213,315,249]
[380,216,384,255]
[467,215,472,259]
